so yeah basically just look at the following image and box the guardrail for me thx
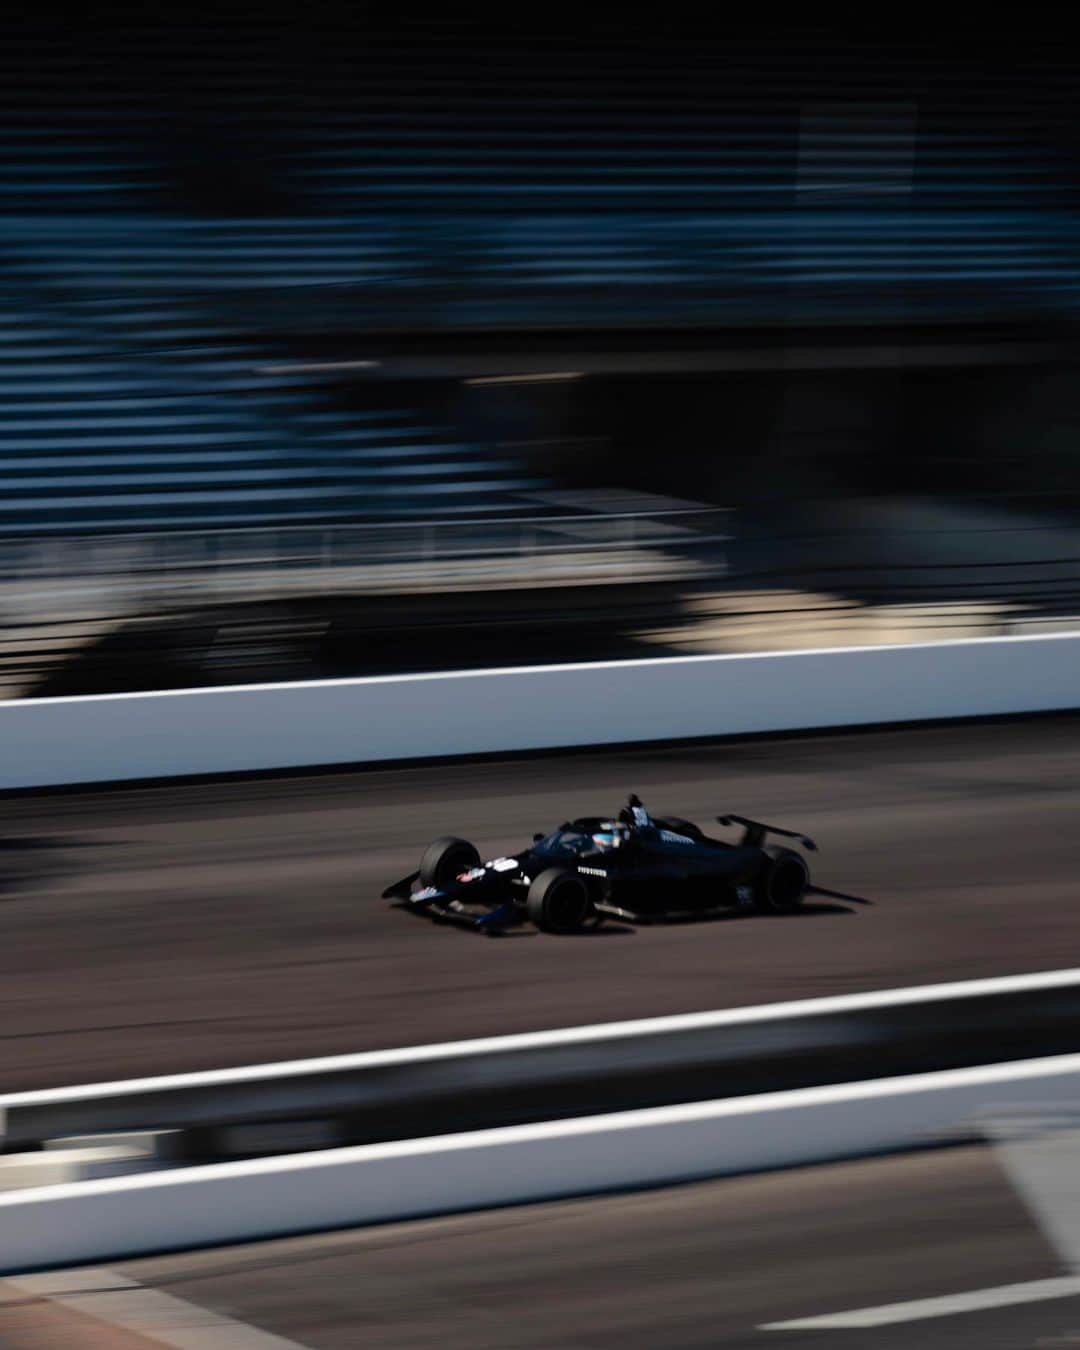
[0,507,731,607]
[7,501,1080,701]
[4,1053,1080,1273]
[2,631,1078,790]
[0,506,732,696]
[4,970,1080,1157]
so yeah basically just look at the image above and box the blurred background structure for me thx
[4,12,1080,694]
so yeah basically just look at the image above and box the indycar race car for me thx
[383,794,818,934]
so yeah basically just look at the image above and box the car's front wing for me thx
[401,892,521,933]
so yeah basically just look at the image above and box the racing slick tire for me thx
[527,868,593,934]
[755,847,810,913]
[419,836,481,888]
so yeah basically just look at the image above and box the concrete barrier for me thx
[3,1053,1080,1273]
[5,967,1080,1149]
[2,632,1079,789]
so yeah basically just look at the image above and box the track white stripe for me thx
[6,1267,308,1347]
[4,966,1080,1111]
[760,1275,1080,1329]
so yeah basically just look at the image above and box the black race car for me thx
[383,795,818,934]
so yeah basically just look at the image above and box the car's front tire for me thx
[527,868,593,934]
[755,847,809,913]
[419,836,481,888]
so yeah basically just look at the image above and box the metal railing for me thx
[0,506,732,695]
[0,506,732,610]
[7,503,1080,698]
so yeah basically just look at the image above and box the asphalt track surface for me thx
[3,1145,1070,1348]
[2,714,1080,1091]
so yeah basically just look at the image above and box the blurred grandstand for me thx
[3,14,1080,694]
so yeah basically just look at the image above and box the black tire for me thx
[756,847,809,913]
[419,836,481,888]
[655,815,705,842]
[527,868,593,934]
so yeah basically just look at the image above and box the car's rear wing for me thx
[717,815,818,851]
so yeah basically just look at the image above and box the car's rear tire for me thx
[756,847,809,913]
[527,868,593,934]
[419,836,481,888]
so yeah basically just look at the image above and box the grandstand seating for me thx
[0,306,533,534]
[1,21,1078,534]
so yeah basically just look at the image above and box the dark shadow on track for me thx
[392,903,637,937]
[787,900,856,916]
[0,835,116,897]
[555,923,637,937]
[809,884,874,906]
[615,898,862,926]
[0,835,107,852]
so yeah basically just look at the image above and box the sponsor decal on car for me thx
[486,857,520,872]
[660,830,694,845]
[578,866,608,877]
[413,886,441,901]
[458,867,486,882]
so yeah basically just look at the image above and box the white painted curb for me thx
[2,633,1079,789]
[3,1052,1080,1273]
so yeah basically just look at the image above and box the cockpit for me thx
[589,824,630,851]
[532,821,630,858]
[532,828,592,858]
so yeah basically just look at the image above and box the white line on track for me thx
[5,1267,308,1348]
[760,1275,1080,1330]
[5,965,1080,1111]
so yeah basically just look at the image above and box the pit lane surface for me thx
[2,714,1079,1091]
[4,1146,1071,1348]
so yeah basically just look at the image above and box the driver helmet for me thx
[591,822,628,850]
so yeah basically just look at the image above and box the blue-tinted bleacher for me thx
[0,306,533,534]
[1,20,1077,533]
